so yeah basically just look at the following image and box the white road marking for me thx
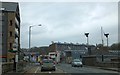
[35,67,39,73]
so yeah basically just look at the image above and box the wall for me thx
[96,62,120,68]
[82,56,120,68]
[82,56,96,66]
[2,62,14,73]
[2,61,28,74]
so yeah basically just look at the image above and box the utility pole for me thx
[101,27,104,46]
[85,33,90,55]
[28,24,42,62]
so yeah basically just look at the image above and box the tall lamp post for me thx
[104,33,109,48]
[29,24,41,62]
[85,32,90,55]
[85,33,89,46]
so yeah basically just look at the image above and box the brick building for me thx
[0,2,20,62]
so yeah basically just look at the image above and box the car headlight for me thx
[79,62,82,64]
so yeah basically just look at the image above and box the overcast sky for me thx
[2,0,118,48]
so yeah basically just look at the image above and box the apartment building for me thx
[0,2,20,62]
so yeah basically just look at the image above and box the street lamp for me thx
[85,33,89,46]
[29,24,41,61]
[85,32,90,55]
[104,33,109,48]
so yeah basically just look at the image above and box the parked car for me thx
[71,59,83,67]
[41,59,56,71]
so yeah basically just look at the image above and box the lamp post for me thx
[104,33,109,48]
[85,33,89,46]
[85,32,90,55]
[29,24,41,62]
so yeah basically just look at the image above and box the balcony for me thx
[15,13,20,23]
[15,38,18,44]
[15,17,19,28]
[15,28,19,38]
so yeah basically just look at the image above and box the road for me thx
[57,63,119,73]
[25,65,64,73]
[23,63,119,75]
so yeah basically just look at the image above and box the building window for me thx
[10,20,12,26]
[10,43,12,49]
[10,31,12,37]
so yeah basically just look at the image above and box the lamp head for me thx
[85,33,89,37]
[38,24,42,26]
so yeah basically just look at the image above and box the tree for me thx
[110,42,120,50]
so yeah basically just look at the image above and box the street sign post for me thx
[15,55,18,62]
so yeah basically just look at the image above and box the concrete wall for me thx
[82,56,120,68]
[2,61,28,74]
[96,62,120,68]
[82,56,96,66]
[2,62,14,73]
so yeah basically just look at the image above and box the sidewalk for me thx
[85,65,120,72]
[98,67,120,72]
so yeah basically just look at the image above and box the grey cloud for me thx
[20,2,118,48]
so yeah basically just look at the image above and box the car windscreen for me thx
[74,60,80,62]
[43,60,53,63]
[73,59,80,62]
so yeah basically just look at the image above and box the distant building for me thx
[0,2,20,62]
[48,42,87,52]
[40,46,49,55]
[48,42,97,63]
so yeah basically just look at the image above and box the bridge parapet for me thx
[2,62,14,73]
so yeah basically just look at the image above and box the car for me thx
[71,59,83,67]
[41,59,56,71]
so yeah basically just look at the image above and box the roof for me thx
[64,50,87,51]
[1,2,19,12]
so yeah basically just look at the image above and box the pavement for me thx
[84,65,120,72]
[58,63,120,73]
[98,67,120,72]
